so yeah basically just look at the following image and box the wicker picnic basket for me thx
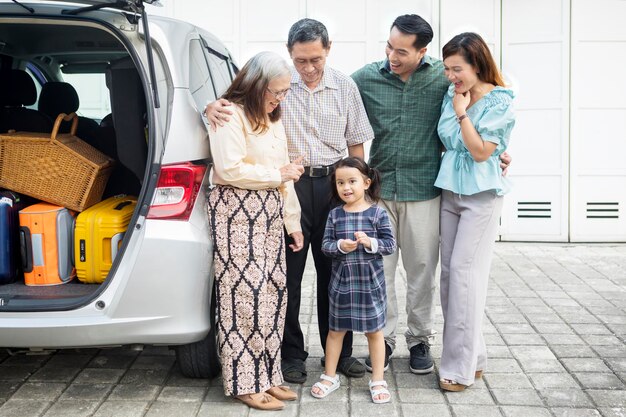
[0,113,115,212]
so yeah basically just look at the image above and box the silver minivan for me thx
[0,0,233,378]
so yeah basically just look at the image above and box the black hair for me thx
[287,18,330,51]
[391,14,434,49]
[331,157,381,203]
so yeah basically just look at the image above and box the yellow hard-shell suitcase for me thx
[74,195,137,283]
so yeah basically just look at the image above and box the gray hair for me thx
[222,51,290,131]
[287,18,330,51]
[238,51,290,85]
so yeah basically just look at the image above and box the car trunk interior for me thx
[0,20,148,307]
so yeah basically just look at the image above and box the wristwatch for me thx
[457,114,469,124]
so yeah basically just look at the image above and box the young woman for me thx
[311,157,396,403]
[207,51,305,410]
[435,33,516,391]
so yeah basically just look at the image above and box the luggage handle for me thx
[110,232,125,262]
[19,226,33,273]
[51,112,78,141]
[114,201,133,211]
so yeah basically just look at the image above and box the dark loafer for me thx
[282,358,307,384]
[320,356,365,378]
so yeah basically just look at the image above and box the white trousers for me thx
[379,197,440,351]
[439,190,503,386]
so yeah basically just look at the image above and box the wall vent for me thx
[517,201,551,218]
[586,202,619,219]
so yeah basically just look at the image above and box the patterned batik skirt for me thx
[207,185,287,397]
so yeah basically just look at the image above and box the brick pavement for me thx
[0,243,625,417]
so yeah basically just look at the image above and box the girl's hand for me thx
[289,231,304,252]
[340,239,358,253]
[354,231,371,249]
[453,91,471,116]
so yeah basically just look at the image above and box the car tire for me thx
[175,290,221,379]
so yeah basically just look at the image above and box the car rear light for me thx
[147,163,207,220]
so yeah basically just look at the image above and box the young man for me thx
[352,14,511,375]
[205,19,374,384]
[351,14,446,375]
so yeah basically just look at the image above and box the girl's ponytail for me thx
[366,166,381,202]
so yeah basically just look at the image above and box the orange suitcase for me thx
[19,203,76,286]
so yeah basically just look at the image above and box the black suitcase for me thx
[0,191,35,284]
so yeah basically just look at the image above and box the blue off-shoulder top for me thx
[434,84,515,196]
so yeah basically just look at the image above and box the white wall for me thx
[570,0,626,242]
[147,0,438,75]
[499,0,570,241]
[146,0,626,242]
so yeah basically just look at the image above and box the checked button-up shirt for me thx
[352,56,449,202]
[282,66,374,167]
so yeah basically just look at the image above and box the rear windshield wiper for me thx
[11,0,34,13]
[62,0,128,15]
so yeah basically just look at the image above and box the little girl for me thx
[310,157,396,404]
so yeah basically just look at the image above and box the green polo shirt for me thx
[352,56,449,202]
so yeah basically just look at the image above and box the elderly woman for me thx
[207,51,304,411]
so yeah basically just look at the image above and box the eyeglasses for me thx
[266,87,291,99]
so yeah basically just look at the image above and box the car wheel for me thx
[175,290,220,379]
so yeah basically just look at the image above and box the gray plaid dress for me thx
[321,205,396,333]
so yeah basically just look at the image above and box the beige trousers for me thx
[379,197,440,351]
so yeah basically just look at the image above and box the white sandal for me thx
[311,373,340,399]
[368,380,391,404]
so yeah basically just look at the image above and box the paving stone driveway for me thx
[1,243,625,417]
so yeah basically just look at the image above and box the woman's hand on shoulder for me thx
[280,156,304,183]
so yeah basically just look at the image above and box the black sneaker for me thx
[409,343,434,374]
[364,343,392,372]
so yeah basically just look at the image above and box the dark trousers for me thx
[282,174,353,362]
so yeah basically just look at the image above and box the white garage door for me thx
[570,0,626,242]
[499,0,570,241]
[147,0,626,242]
